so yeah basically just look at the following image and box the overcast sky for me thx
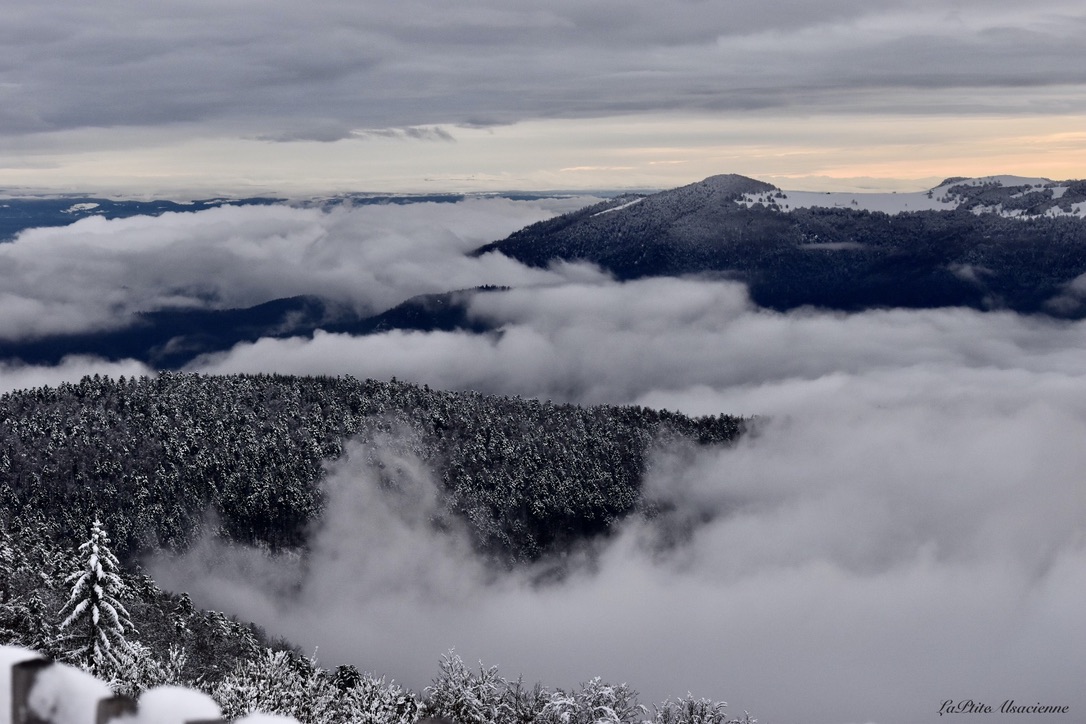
[2,0,1085,194]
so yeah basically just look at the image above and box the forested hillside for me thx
[1,519,276,690]
[0,373,744,563]
[0,372,751,723]
[3,517,756,724]
[5,517,754,724]
[476,175,1086,317]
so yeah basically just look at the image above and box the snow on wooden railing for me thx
[2,646,295,724]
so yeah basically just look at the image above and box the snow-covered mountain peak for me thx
[696,173,776,195]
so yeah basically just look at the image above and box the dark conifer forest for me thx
[0,373,743,562]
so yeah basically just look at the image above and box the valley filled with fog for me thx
[2,196,1084,724]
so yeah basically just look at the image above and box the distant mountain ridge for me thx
[0,196,286,242]
[4,174,1086,372]
[737,175,1086,218]
[474,173,778,265]
[475,173,1086,318]
[0,191,592,242]
[0,288,497,369]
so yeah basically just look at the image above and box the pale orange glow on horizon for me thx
[2,112,1084,197]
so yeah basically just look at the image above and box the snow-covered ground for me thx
[62,202,101,214]
[738,175,1086,219]
[591,196,644,216]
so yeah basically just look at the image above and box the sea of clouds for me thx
[3,199,1084,724]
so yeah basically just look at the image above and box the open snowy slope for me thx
[739,175,1086,218]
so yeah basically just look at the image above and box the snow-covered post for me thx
[11,658,53,724]
[10,657,111,724]
[94,696,137,724]
[7,658,237,724]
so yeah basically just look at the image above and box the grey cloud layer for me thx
[3,0,1085,139]
[192,279,1086,407]
[166,203,1086,723]
[0,198,588,341]
[158,317,1086,723]
[0,356,153,395]
[7,199,1084,723]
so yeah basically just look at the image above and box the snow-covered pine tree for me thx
[57,518,135,675]
[0,524,14,604]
